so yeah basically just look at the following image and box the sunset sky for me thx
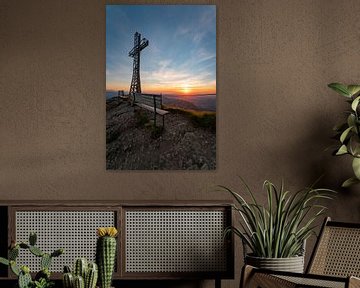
[106,5,216,95]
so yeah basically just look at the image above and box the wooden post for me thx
[131,93,136,106]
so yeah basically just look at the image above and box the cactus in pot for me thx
[96,227,118,288]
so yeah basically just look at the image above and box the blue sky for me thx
[106,5,216,95]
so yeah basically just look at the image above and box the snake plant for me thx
[328,83,360,187]
[220,178,335,258]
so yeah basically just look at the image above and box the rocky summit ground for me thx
[106,97,216,170]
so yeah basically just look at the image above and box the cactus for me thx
[41,253,52,270]
[10,260,20,276]
[63,260,98,288]
[9,246,19,260]
[0,232,63,288]
[63,272,74,288]
[85,263,98,288]
[35,268,50,282]
[74,275,85,288]
[29,245,44,257]
[96,227,118,288]
[19,243,30,249]
[74,258,88,279]
[18,267,32,288]
[51,248,64,258]
[29,232,37,246]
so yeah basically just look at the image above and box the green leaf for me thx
[336,144,348,155]
[347,85,360,97]
[352,96,360,111]
[342,177,360,188]
[347,114,356,129]
[328,83,351,97]
[352,157,360,179]
[340,126,353,143]
[349,135,360,156]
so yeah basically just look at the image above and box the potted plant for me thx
[220,179,334,273]
[328,83,360,187]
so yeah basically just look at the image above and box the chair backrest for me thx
[307,217,360,277]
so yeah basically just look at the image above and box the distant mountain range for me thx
[106,91,216,112]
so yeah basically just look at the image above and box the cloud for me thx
[173,6,216,45]
[106,5,216,93]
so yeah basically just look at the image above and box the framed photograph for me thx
[106,5,216,170]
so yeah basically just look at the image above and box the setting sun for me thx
[181,84,191,94]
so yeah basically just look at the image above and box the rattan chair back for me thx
[307,217,360,278]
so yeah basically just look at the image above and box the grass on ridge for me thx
[164,106,216,131]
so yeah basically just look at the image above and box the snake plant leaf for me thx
[336,144,348,155]
[342,177,360,188]
[340,126,353,143]
[351,96,360,111]
[347,85,360,97]
[352,157,360,179]
[328,83,351,97]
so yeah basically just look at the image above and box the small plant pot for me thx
[245,254,305,273]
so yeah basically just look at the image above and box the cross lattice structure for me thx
[128,32,149,95]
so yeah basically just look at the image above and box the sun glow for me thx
[181,83,191,94]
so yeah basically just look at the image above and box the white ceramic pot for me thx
[245,254,305,273]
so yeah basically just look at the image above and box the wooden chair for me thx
[241,217,360,288]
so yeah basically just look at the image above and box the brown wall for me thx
[1,0,360,287]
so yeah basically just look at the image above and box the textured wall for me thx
[1,0,360,287]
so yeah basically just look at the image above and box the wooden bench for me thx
[131,93,169,127]
[117,90,128,100]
